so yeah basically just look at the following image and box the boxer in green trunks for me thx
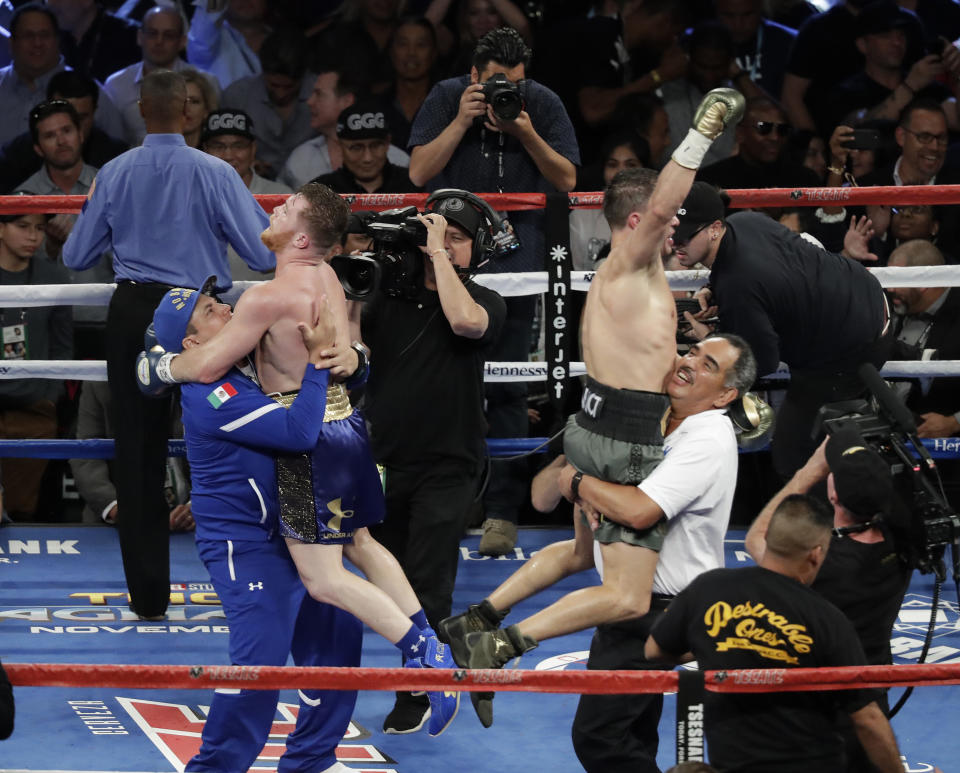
[438,88,745,726]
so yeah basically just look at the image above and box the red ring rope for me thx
[5,662,960,694]
[3,185,960,215]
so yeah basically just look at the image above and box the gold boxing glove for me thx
[672,88,746,169]
[728,392,776,451]
[692,87,745,140]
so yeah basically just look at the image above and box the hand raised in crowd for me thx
[865,200,892,237]
[828,124,854,173]
[657,41,689,83]
[457,83,489,129]
[842,215,879,262]
[939,37,960,79]
[916,412,960,438]
[905,53,945,93]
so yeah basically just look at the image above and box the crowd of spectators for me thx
[0,0,958,535]
[0,1,955,769]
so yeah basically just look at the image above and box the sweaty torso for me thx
[255,261,346,394]
[581,249,677,392]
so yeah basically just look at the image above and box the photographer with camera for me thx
[745,427,913,772]
[357,190,506,734]
[408,26,579,555]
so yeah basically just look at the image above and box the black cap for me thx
[855,0,914,38]
[825,427,894,520]
[675,182,725,245]
[428,195,482,239]
[202,109,256,142]
[336,99,390,140]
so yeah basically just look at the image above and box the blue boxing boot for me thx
[406,636,460,737]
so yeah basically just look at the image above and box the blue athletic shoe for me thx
[415,636,460,737]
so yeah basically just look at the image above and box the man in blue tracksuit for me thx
[150,278,359,773]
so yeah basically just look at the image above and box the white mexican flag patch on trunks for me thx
[207,382,238,409]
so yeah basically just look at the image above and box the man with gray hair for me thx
[441,334,758,771]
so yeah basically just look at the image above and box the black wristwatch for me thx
[345,341,370,388]
[350,342,369,375]
[570,470,584,501]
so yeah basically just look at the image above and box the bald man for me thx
[646,494,904,773]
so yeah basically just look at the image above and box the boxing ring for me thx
[0,189,959,772]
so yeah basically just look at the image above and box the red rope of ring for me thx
[5,662,960,693]
[4,185,960,215]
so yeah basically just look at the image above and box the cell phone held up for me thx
[841,128,882,151]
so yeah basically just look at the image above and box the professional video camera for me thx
[330,190,521,301]
[815,363,960,580]
[480,73,524,120]
[330,206,427,300]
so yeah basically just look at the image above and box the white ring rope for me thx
[5,359,960,382]
[2,264,959,308]
[4,264,960,381]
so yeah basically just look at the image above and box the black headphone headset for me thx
[425,188,520,269]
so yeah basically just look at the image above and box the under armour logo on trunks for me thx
[581,385,604,419]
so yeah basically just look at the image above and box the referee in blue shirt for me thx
[63,69,275,620]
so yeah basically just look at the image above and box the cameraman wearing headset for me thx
[745,426,913,772]
[361,191,507,734]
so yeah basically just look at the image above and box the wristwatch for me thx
[570,470,584,501]
[349,341,369,376]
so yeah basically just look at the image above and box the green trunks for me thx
[563,375,670,550]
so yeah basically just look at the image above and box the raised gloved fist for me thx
[692,87,745,140]
[136,347,175,398]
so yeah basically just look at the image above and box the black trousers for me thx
[106,282,174,618]
[370,462,479,627]
[483,295,537,525]
[571,605,668,773]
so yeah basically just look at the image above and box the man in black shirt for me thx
[782,0,926,136]
[673,182,890,478]
[361,190,506,734]
[311,100,419,195]
[647,493,904,773]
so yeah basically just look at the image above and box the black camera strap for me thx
[479,127,506,192]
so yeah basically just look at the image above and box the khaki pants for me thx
[0,400,57,518]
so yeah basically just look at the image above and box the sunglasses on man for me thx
[753,121,792,137]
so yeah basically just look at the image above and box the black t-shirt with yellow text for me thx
[651,566,878,773]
